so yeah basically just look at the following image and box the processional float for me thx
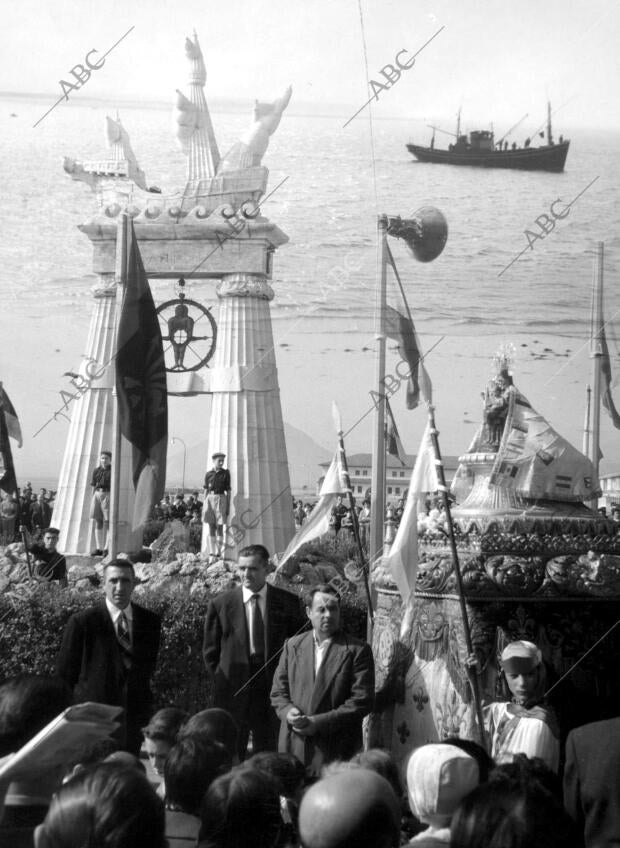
[370,334,620,768]
[52,33,295,558]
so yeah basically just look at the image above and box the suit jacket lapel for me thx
[231,588,250,658]
[291,632,315,714]
[265,585,275,658]
[99,601,117,642]
[309,634,348,714]
[99,603,125,673]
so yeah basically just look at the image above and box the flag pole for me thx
[370,216,388,574]
[590,242,604,480]
[386,241,416,329]
[583,384,591,458]
[426,404,487,749]
[108,213,129,559]
[20,527,33,579]
[333,403,374,622]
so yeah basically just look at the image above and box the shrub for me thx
[0,585,210,712]
[0,580,369,711]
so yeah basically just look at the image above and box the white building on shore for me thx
[316,452,460,502]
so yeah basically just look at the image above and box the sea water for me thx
[1,93,619,476]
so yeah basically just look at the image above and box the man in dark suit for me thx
[564,717,620,847]
[29,493,51,534]
[270,583,374,774]
[56,558,161,755]
[203,544,305,759]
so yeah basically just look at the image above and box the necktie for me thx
[251,594,265,657]
[117,611,131,652]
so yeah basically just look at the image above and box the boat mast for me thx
[456,107,461,138]
[547,101,554,145]
[590,242,604,479]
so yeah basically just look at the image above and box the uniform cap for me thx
[500,640,542,674]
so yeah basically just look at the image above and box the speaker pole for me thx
[370,215,388,608]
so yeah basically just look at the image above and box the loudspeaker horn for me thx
[388,207,448,263]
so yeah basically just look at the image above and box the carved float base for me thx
[369,587,620,771]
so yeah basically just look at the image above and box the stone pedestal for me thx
[202,273,295,557]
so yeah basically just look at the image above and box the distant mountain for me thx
[166,422,330,494]
[284,422,332,494]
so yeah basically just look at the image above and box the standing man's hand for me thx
[286,706,303,725]
[291,714,316,736]
[287,708,316,736]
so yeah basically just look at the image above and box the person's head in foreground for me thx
[165,736,232,815]
[441,737,495,784]
[500,640,546,706]
[406,743,479,838]
[243,751,307,803]
[489,754,562,803]
[142,706,189,777]
[299,769,400,848]
[34,763,166,848]
[179,708,240,762]
[198,768,282,848]
[349,748,404,802]
[0,674,73,814]
[450,763,582,848]
[0,675,72,758]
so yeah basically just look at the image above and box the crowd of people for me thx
[0,674,598,848]
[0,485,56,543]
[0,541,615,847]
[153,492,204,524]
[3,449,620,846]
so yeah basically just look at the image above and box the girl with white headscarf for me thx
[406,744,479,847]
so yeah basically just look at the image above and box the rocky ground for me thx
[0,524,360,600]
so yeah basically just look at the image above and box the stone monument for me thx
[53,32,295,557]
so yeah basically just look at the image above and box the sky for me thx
[3,0,620,484]
[4,0,620,129]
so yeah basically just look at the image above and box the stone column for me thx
[202,273,295,558]
[53,277,116,554]
[53,275,140,555]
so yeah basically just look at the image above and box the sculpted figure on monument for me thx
[218,86,293,172]
[482,370,512,449]
[167,302,195,369]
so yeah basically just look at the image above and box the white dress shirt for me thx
[106,597,133,643]
[242,584,267,655]
[313,632,332,674]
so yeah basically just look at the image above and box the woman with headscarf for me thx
[405,743,480,847]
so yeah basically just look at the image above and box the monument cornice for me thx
[217,273,274,301]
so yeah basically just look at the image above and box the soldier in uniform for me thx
[203,452,231,560]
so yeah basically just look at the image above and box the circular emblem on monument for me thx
[156,288,217,373]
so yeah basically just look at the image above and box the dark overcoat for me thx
[56,601,161,751]
[564,717,620,848]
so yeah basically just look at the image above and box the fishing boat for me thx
[407,102,570,173]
